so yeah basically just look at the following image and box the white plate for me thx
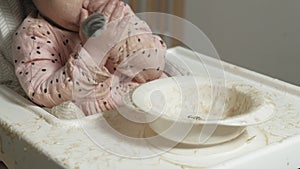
[131,76,275,145]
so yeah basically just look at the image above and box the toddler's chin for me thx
[57,21,80,32]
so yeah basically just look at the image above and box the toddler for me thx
[12,0,166,115]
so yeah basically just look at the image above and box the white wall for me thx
[184,0,300,86]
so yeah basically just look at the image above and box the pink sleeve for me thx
[13,6,166,115]
[12,18,110,110]
[12,15,142,115]
[98,1,167,83]
[83,0,150,64]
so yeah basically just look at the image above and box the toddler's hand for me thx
[83,14,132,65]
[87,0,127,22]
[86,0,109,14]
[81,13,106,39]
[79,8,89,44]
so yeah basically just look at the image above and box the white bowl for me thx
[131,76,275,145]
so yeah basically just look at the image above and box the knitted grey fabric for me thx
[82,13,106,37]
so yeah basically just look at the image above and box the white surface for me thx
[0,47,300,168]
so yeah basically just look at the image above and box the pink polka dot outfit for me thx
[12,2,167,116]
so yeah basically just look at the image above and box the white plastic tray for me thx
[1,46,300,169]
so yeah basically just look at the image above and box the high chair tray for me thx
[0,46,300,169]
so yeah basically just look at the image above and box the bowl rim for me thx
[131,76,275,126]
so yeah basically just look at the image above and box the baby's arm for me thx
[12,15,127,114]
[85,0,167,83]
[13,30,71,107]
[105,34,167,83]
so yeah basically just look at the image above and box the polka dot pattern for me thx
[13,3,166,116]
[105,33,166,83]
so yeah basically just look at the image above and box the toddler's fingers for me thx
[110,1,125,21]
[88,0,106,13]
[82,0,89,9]
[79,8,89,43]
[80,8,89,24]
[102,0,118,21]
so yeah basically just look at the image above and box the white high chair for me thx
[0,1,33,168]
[1,1,300,169]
